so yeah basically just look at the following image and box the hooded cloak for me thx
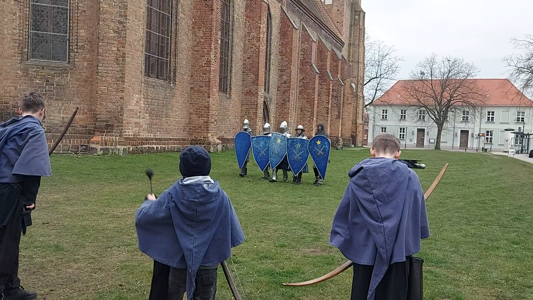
[330,158,429,300]
[136,176,245,300]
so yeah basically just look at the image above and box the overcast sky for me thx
[362,0,533,80]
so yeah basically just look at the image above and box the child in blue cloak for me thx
[330,133,429,300]
[136,146,245,300]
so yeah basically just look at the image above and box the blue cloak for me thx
[0,115,51,183]
[330,158,429,300]
[135,176,245,300]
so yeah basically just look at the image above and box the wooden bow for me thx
[222,261,242,300]
[49,107,79,156]
[282,163,449,287]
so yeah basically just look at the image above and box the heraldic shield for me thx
[269,133,288,169]
[287,138,309,174]
[235,131,252,169]
[308,135,331,179]
[252,135,271,172]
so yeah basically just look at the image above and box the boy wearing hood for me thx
[136,146,245,300]
[330,133,429,300]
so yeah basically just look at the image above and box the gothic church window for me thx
[145,0,172,80]
[264,8,272,94]
[219,0,233,94]
[29,0,69,62]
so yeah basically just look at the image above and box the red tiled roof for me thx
[373,79,533,107]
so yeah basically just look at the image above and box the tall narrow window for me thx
[400,109,406,120]
[381,127,387,133]
[485,131,493,143]
[462,111,469,122]
[381,109,388,120]
[29,0,69,62]
[399,128,406,140]
[219,0,232,94]
[486,111,495,122]
[145,0,172,80]
[418,109,426,121]
[264,9,272,94]
[516,111,525,123]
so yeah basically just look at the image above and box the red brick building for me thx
[0,0,365,154]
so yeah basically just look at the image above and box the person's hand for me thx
[147,194,156,201]
[25,203,35,210]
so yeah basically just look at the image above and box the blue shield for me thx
[308,136,331,179]
[287,138,309,174]
[235,131,252,169]
[269,133,288,169]
[252,135,271,172]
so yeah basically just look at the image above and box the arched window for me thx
[264,8,272,94]
[219,0,233,94]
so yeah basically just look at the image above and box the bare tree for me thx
[364,36,403,107]
[505,35,533,93]
[403,54,485,150]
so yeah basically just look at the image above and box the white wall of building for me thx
[367,105,533,151]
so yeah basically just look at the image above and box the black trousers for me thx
[351,256,422,300]
[149,261,218,300]
[0,184,23,294]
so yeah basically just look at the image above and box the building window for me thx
[517,111,525,123]
[400,109,406,120]
[264,8,272,94]
[381,127,387,133]
[399,128,406,140]
[219,0,233,94]
[486,111,495,122]
[462,110,469,122]
[145,0,172,80]
[29,0,70,62]
[381,109,388,120]
[418,109,426,121]
[485,131,493,143]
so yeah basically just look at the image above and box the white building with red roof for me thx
[368,79,533,152]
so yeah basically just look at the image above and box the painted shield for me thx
[269,133,288,169]
[308,135,331,179]
[235,131,252,169]
[287,138,310,174]
[252,135,271,172]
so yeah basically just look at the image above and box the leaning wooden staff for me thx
[283,163,449,287]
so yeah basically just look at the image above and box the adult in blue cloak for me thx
[0,93,50,300]
[136,146,245,300]
[330,133,429,300]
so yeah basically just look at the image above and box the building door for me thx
[416,129,425,147]
[460,130,469,148]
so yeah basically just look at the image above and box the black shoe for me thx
[3,286,37,300]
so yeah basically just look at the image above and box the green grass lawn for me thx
[18,149,533,299]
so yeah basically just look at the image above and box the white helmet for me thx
[243,119,250,129]
[280,121,288,129]
[296,125,304,131]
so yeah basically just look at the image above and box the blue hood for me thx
[136,177,245,300]
[330,157,429,300]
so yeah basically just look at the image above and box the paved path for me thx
[491,152,533,164]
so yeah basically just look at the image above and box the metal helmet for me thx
[280,121,288,129]
[263,123,271,134]
[296,124,305,131]
[243,119,250,129]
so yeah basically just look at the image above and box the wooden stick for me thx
[221,261,242,300]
